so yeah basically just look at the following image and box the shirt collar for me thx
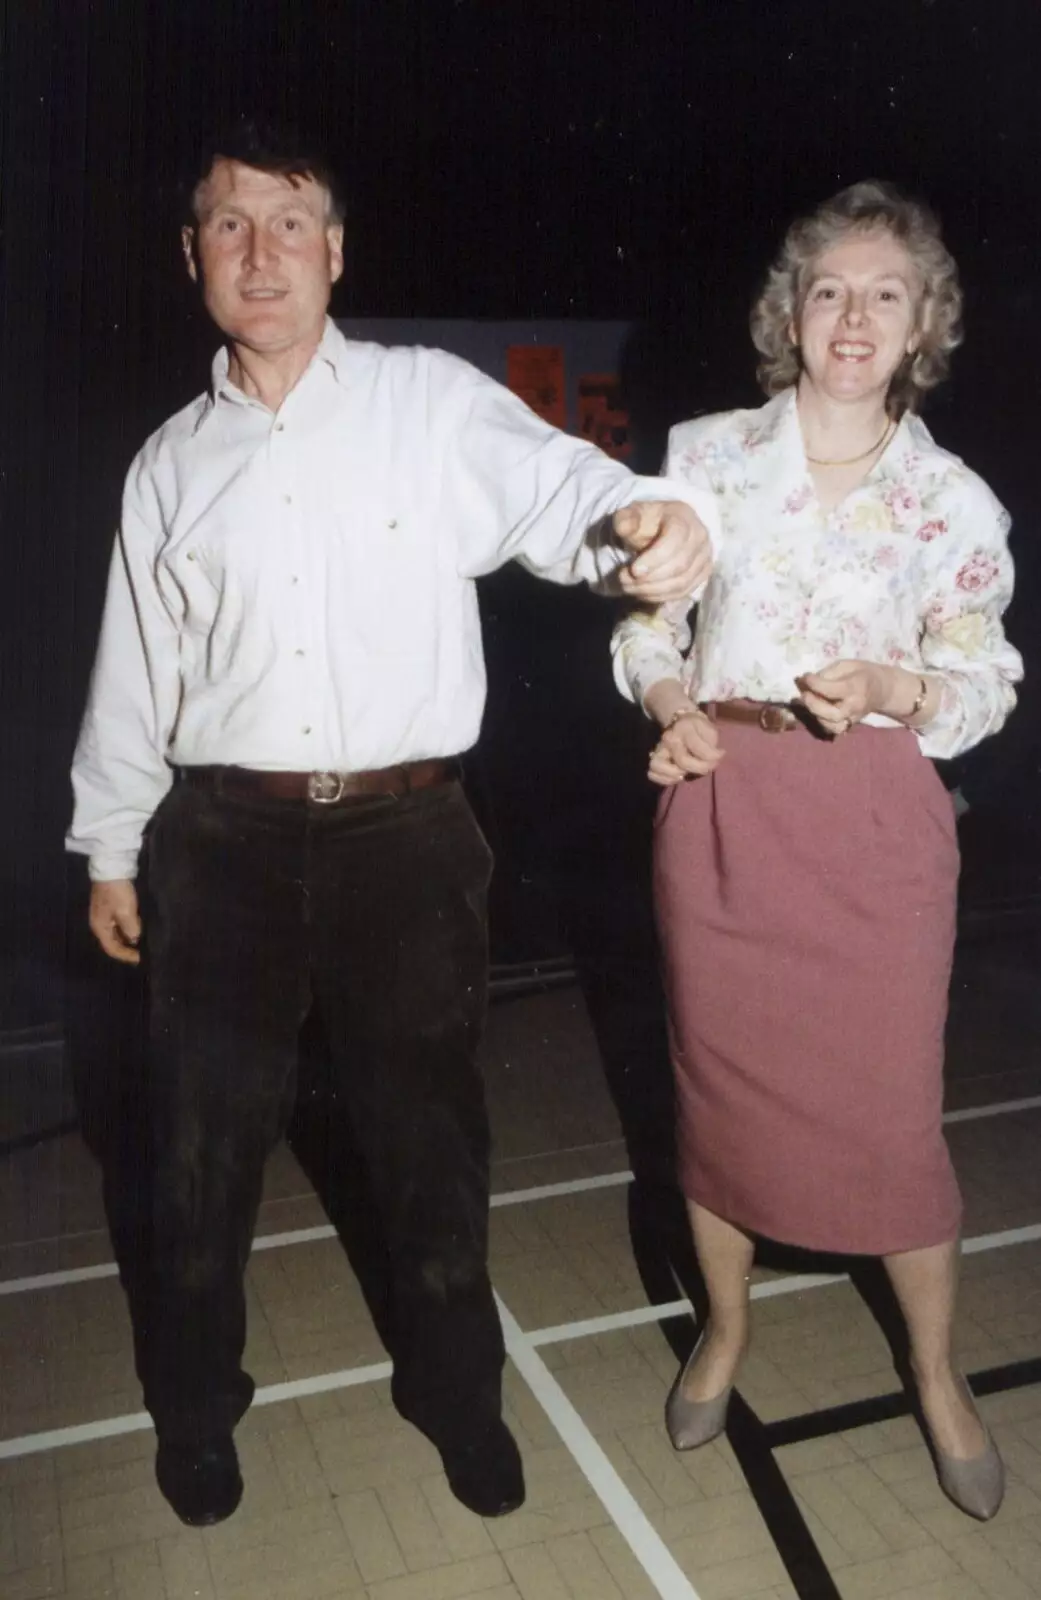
[193,317,351,434]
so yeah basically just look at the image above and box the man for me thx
[68,122,715,1528]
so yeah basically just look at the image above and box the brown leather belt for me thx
[702,699,804,733]
[178,758,457,804]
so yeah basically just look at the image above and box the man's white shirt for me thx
[68,319,716,881]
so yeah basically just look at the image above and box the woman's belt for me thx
[701,699,804,733]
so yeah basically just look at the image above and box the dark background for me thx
[2,0,1039,1037]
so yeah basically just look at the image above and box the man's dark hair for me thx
[184,118,345,226]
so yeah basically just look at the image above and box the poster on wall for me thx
[506,345,566,430]
[577,373,631,460]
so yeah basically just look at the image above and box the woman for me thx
[612,181,1022,1521]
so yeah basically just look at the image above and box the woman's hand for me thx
[796,660,893,735]
[797,660,937,736]
[649,707,724,786]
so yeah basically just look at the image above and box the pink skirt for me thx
[653,721,962,1256]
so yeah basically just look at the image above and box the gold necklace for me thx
[805,418,895,467]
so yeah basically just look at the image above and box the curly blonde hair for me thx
[750,181,963,415]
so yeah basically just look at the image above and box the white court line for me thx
[0,1173,634,1299]
[496,1295,700,1600]
[532,1298,693,1347]
[249,1358,394,1407]
[11,1215,1037,1308]
[223,1184,632,1247]
[6,1218,1041,1464]
[0,1226,349,1296]
[528,1225,1041,1348]
[0,1261,120,1296]
[2,1090,1039,1300]
[963,1221,1041,1254]
[0,1359,394,1462]
[531,1275,848,1347]
[944,1094,1041,1124]
[491,1170,634,1207]
[0,1412,156,1460]
[2,1118,1039,1595]
[252,1223,337,1251]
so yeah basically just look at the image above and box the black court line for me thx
[726,1390,844,1600]
[765,1354,1041,1450]
[627,1187,1041,1600]
[726,1354,1041,1599]
[649,1306,844,1600]
[661,1334,1041,1600]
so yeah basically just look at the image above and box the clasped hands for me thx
[649,661,896,787]
[611,501,712,602]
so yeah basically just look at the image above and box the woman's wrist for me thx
[644,678,697,730]
[875,664,937,726]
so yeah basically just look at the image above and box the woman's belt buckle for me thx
[758,703,797,733]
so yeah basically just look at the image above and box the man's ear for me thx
[181,225,199,283]
[328,222,345,285]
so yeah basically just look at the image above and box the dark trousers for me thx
[138,774,503,1447]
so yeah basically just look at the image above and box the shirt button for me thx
[274,422,285,432]
[185,551,195,561]
[284,494,292,505]
[290,575,299,585]
[387,519,398,529]
[294,649,305,657]
[302,726,311,735]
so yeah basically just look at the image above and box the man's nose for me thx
[242,226,275,272]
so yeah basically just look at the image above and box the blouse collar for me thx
[766,385,931,484]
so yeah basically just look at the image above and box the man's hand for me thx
[89,879,142,965]
[612,500,712,602]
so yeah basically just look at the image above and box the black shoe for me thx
[438,1419,526,1518]
[155,1434,243,1527]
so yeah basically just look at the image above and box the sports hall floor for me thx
[2,932,1041,1600]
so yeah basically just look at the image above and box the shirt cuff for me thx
[87,853,140,883]
[611,630,687,709]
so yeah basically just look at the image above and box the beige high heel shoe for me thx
[665,1335,734,1452]
[934,1434,1004,1521]
[920,1375,1004,1522]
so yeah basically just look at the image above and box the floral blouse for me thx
[611,389,1022,760]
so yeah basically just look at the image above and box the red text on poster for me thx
[506,345,566,430]
[577,373,630,460]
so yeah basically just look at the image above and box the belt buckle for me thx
[758,703,795,734]
[307,770,345,804]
